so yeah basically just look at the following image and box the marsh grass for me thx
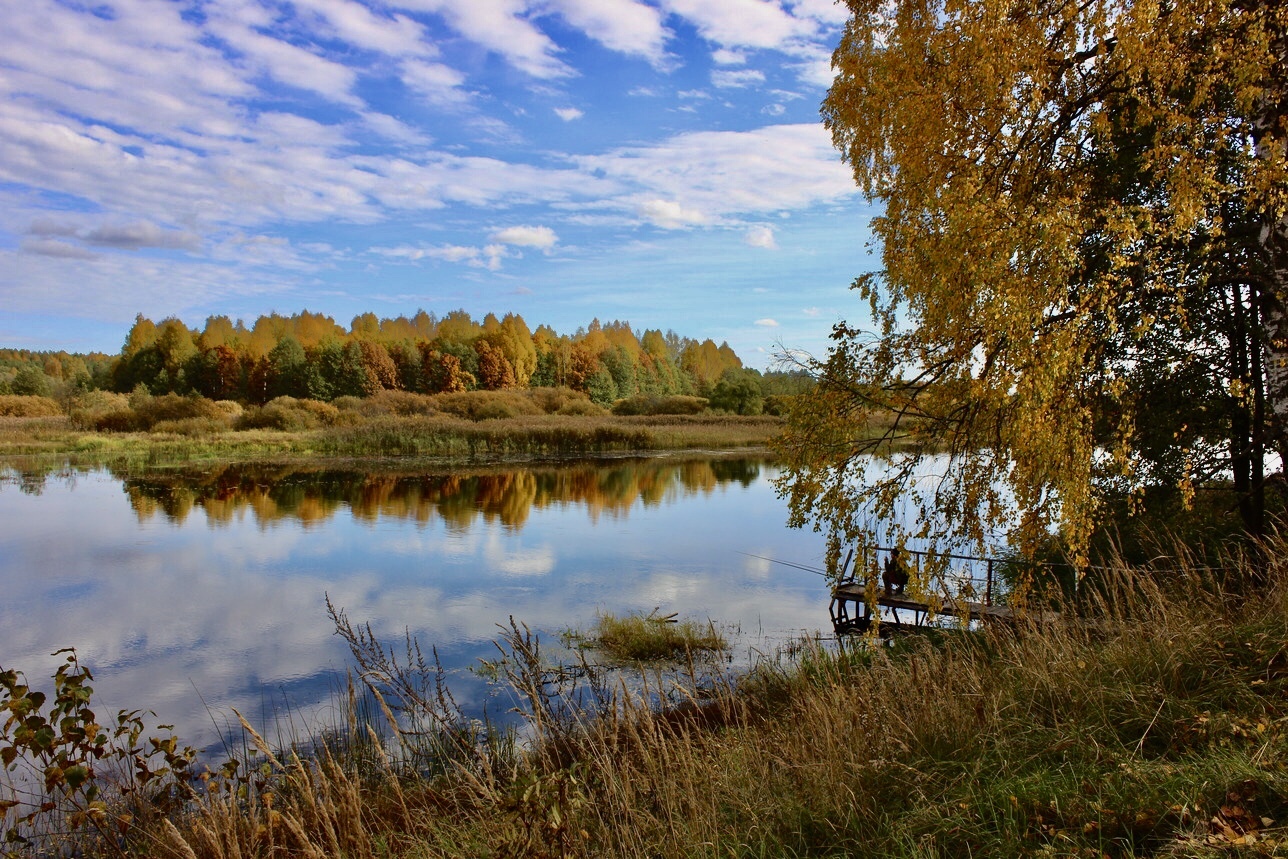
[569,611,729,663]
[13,542,1288,858]
[0,411,783,470]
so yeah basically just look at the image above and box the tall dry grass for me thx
[99,541,1288,859]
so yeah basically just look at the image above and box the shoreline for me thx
[0,413,784,473]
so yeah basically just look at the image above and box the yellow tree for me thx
[778,0,1288,565]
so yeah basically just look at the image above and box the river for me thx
[0,456,829,755]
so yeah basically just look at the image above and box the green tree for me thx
[11,365,53,398]
[709,368,764,415]
[778,0,1288,566]
[267,336,308,399]
[601,345,639,399]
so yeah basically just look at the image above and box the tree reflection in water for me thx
[118,458,764,531]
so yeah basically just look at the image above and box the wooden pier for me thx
[829,546,1053,636]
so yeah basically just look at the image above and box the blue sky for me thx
[0,0,878,367]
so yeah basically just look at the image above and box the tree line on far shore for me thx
[0,310,813,416]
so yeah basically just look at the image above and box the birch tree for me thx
[778,0,1288,563]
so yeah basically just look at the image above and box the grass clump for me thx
[574,611,728,662]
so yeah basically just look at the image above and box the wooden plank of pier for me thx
[834,582,1015,621]
[832,581,1055,631]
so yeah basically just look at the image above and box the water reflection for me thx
[115,459,763,530]
[0,457,825,757]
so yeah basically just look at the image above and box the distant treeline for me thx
[0,310,813,414]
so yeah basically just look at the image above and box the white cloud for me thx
[713,68,765,88]
[660,0,815,50]
[0,0,253,146]
[290,0,430,56]
[789,0,852,26]
[802,306,821,317]
[712,48,746,65]
[0,247,295,321]
[577,124,857,228]
[788,44,839,88]
[401,59,471,105]
[762,103,787,117]
[638,199,709,229]
[391,0,571,79]
[545,0,671,65]
[755,318,779,327]
[205,8,361,106]
[361,111,434,145]
[371,241,512,270]
[745,225,777,249]
[481,243,509,270]
[491,225,559,250]
[209,233,331,271]
[554,107,584,121]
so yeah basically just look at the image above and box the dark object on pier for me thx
[829,546,1055,637]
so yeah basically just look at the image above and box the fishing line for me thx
[736,551,829,577]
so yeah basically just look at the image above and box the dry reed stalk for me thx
[230,708,285,772]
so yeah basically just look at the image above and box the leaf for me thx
[64,764,90,790]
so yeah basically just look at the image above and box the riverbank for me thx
[0,411,782,471]
[7,538,1286,857]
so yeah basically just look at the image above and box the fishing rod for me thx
[736,551,830,577]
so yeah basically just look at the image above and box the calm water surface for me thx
[0,457,829,753]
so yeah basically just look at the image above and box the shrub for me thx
[331,409,367,427]
[361,390,440,417]
[611,395,709,416]
[556,398,606,417]
[432,390,542,421]
[94,410,144,432]
[86,394,235,433]
[527,386,594,414]
[212,400,244,420]
[291,397,341,423]
[68,390,131,429]
[236,397,338,431]
[0,395,62,417]
[133,394,229,429]
[331,395,365,412]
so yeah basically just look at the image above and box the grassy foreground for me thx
[8,543,1288,857]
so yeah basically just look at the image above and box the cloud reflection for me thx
[0,458,827,755]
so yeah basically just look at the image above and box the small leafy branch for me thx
[0,648,197,856]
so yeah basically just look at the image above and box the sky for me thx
[0,0,880,368]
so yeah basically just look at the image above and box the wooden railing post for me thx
[986,559,994,606]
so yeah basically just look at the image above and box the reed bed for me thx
[19,540,1282,858]
[0,413,781,469]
